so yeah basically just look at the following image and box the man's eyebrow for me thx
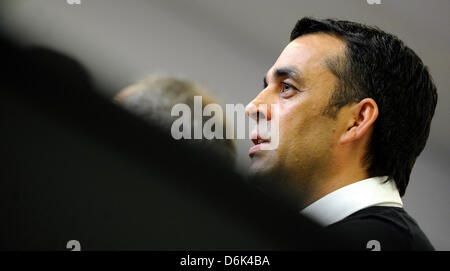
[263,66,301,88]
[273,66,302,82]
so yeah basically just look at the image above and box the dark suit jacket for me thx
[321,206,434,251]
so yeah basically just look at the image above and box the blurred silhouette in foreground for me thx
[1,33,345,250]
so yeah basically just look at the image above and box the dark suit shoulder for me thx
[322,206,434,251]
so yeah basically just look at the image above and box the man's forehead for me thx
[267,33,346,78]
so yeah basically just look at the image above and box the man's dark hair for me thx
[290,17,438,196]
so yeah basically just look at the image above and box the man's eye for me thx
[280,82,297,93]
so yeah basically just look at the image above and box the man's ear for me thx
[340,98,378,144]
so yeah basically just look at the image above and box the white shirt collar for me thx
[299,176,403,227]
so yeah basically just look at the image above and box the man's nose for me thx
[245,90,272,122]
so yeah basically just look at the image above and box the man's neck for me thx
[297,167,369,210]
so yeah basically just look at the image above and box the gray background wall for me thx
[1,0,449,250]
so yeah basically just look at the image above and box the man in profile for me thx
[246,18,437,250]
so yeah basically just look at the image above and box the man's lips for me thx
[249,135,271,157]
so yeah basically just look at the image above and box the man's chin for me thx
[247,153,278,180]
[248,155,267,174]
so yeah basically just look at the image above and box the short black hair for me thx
[290,17,438,196]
